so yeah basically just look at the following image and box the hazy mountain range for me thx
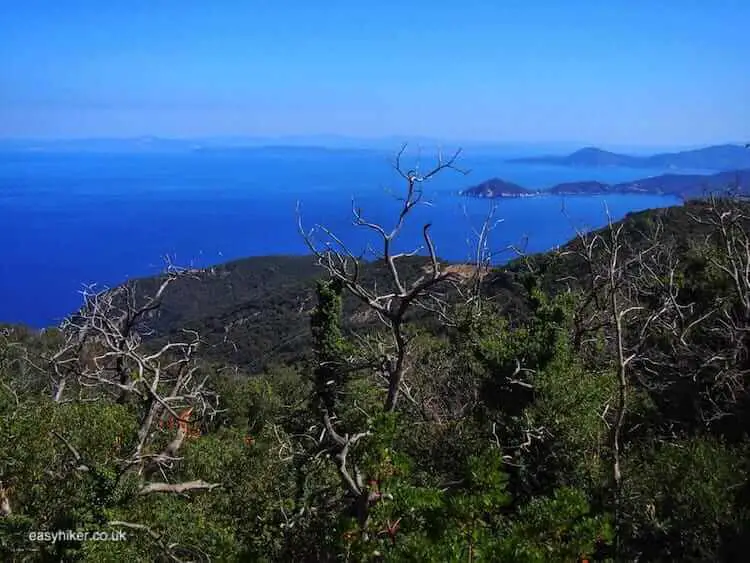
[462,169,750,200]
[0,136,731,158]
[508,144,750,171]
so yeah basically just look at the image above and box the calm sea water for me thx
[1,149,691,327]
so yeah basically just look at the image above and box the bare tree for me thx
[297,144,468,534]
[0,481,11,517]
[42,261,221,559]
[459,201,503,319]
[555,207,674,557]
[653,195,750,428]
[552,190,750,559]
[299,144,468,413]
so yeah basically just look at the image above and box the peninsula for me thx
[462,169,750,200]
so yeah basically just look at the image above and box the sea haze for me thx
[0,148,695,328]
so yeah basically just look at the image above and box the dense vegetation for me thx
[2,151,750,561]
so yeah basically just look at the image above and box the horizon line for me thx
[0,134,742,151]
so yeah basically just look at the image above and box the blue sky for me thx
[1,1,748,146]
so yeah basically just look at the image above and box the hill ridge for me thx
[508,143,750,171]
[462,168,750,199]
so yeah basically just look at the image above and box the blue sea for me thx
[0,148,696,328]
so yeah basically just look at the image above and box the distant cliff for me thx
[462,169,750,200]
[508,144,750,172]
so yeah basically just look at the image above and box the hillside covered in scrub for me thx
[2,180,750,561]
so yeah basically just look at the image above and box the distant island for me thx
[462,169,750,200]
[508,144,750,172]
[462,179,539,198]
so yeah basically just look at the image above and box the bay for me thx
[0,149,690,327]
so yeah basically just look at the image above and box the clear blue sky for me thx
[1,0,748,146]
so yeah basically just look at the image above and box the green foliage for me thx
[460,278,612,499]
[337,449,512,563]
[494,487,612,562]
[623,438,749,561]
[0,398,139,559]
[352,454,609,563]
[525,356,612,494]
[311,278,350,412]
